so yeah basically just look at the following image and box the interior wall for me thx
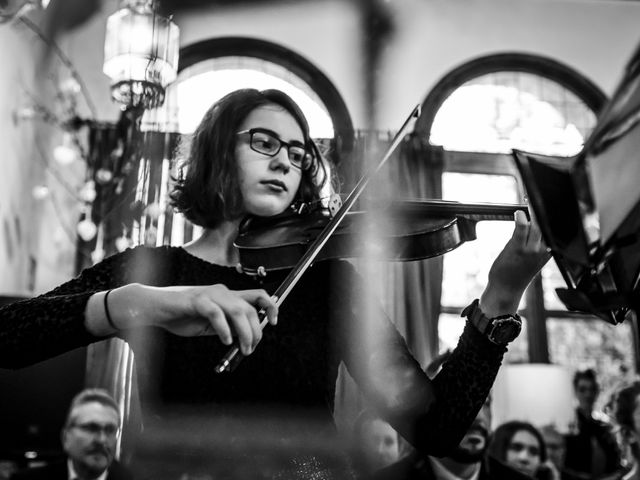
[1,15,90,295]
[376,0,640,130]
[62,0,640,131]
[0,18,42,294]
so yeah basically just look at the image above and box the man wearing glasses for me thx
[12,389,133,480]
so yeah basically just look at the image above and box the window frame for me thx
[178,37,355,161]
[415,52,639,366]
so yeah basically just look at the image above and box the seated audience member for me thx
[540,425,593,480]
[487,420,560,480]
[540,425,566,472]
[352,409,401,477]
[12,389,133,480]
[565,369,622,478]
[610,381,640,480]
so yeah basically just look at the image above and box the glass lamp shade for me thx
[491,363,575,432]
[103,0,179,109]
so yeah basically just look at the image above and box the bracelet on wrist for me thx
[103,289,118,331]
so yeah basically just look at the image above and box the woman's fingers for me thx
[224,304,256,355]
[161,285,279,354]
[197,298,232,345]
[239,290,278,326]
[198,287,278,355]
[511,210,529,247]
[513,209,547,254]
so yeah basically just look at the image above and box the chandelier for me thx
[103,0,179,110]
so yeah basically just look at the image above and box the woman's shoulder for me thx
[83,245,191,283]
[104,244,187,262]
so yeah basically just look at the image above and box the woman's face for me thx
[359,419,400,472]
[505,430,542,477]
[235,104,304,217]
[575,378,598,411]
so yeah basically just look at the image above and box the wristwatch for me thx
[461,299,522,345]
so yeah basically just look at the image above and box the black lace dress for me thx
[0,246,507,480]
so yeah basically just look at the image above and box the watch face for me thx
[488,318,522,344]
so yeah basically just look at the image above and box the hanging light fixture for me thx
[103,0,179,110]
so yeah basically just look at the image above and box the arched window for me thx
[146,37,353,149]
[418,53,636,398]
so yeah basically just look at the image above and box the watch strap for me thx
[461,298,522,344]
[461,299,490,334]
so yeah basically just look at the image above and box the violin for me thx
[215,105,527,373]
[235,199,529,275]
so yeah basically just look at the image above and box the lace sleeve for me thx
[330,260,506,457]
[419,322,505,456]
[0,247,140,369]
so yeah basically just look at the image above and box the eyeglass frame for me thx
[236,128,314,171]
[70,421,120,438]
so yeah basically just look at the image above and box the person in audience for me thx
[540,425,596,480]
[487,420,560,480]
[540,425,566,473]
[351,409,401,476]
[11,389,132,480]
[564,369,622,479]
[609,380,640,480]
[0,88,550,479]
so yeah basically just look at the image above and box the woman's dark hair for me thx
[170,88,328,228]
[573,368,598,390]
[610,381,640,460]
[64,388,120,429]
[611,381,640,433]
[487,420,547,464]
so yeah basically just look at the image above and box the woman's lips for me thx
[261,180,287,192]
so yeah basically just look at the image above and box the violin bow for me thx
[215,105,421,373]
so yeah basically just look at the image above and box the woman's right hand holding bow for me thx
[85,284,278,355]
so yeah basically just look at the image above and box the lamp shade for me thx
[103,0,179,109]
[491,363,575,433]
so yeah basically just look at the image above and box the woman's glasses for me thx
[237,128,313,171]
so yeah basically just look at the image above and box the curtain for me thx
[333,131,444,438]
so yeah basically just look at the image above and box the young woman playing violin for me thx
[0,89,549,479]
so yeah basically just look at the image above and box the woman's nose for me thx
[516,450,533,463]
[269,147,291,172]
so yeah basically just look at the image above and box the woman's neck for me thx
[183,219,242,266]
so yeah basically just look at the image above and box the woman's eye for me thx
[252,133,279,152]
[257,139,275,149]
[290,151,304,162]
